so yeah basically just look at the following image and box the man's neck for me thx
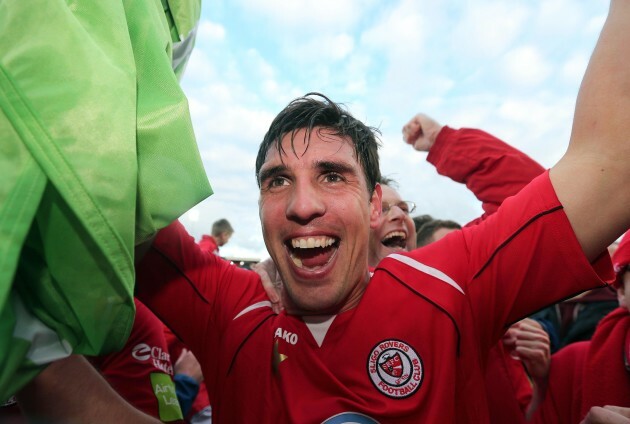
[284,270,371,316]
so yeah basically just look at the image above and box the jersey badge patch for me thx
[367,339,423,398]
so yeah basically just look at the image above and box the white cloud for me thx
[284,33,355,64]
[196,20,226,44]
[500,46,551,86]
[329,34,355,61]
[193,100,276,144]
[360,3,426,59]
[183,208,200,223]
[233,0,377,33]
[244,49,275,80]
[449,2,529,59]
[183,50,219,84]
[344,77,367,95]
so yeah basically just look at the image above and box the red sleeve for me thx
[427,126,545,225]
[135,220,265,365]
[408,172,614,346]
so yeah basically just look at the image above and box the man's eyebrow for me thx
[315,160,357,175]
[258,164,287,184]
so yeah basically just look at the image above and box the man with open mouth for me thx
[133,3,630,422]
[367,176,417,269]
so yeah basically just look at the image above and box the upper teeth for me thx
[291,236,336,249]
[383,231,406,241]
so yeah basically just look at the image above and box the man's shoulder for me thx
[371,251,470,328]
[375,251,466,295]
[198,234,218,251]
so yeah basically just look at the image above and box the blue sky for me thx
[178,0,609,260]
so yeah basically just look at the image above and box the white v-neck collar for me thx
[302,315,336,347]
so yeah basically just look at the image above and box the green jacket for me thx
[0,0,211,399]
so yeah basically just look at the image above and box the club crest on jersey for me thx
[367,339,423,399]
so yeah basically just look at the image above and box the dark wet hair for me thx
[412,214,433,231]
[255,93,382,194]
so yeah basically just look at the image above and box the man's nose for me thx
[386,204,406,220]
[286,182,325,222]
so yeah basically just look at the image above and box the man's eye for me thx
[266,177,289,189]
[324,173,344,183]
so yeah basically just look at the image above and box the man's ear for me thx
[369,183,383,230]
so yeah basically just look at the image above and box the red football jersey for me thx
[91,299,184,423]
[136,173,612,423]
[531,308,630,424]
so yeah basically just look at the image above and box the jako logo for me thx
[274,328,298,345]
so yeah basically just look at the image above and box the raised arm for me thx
[135,220,265,359]
[550,0,630,260]
[403,114,545,225]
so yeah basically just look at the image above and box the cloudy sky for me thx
[178,0,609,260]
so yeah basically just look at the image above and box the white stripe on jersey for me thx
[233,300,273,320]
[388,254,465,294]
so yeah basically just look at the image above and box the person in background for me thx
[402,112,547,424]
[411,214,434,233]
[199,219,234,255]
[529,230,630,424]
[530,285,618,354]
[528,219,620,356]
[368,176,417,269]
[405,113,618,422]
[412,214,434,233]
[416,219,462,247]
[371,107,543,271]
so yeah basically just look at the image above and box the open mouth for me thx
[381,231,407,249]
[287,236,339,269]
